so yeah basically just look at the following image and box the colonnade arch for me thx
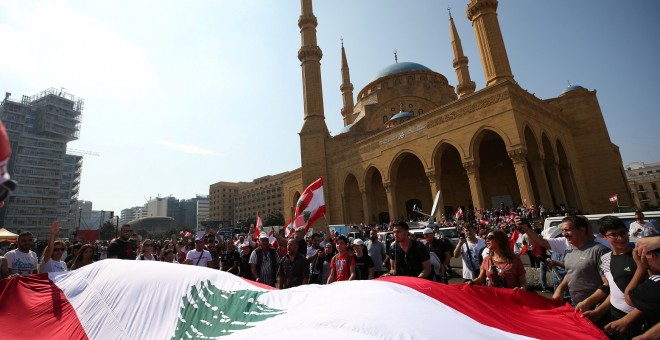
[390,152,433,221]
[433,143,471,217]
[364,167,388,224]
[476,130,520,210]
[342,173,363,224]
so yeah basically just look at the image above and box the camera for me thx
[459,232,466,239]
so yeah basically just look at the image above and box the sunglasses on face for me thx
[486,235,496,240]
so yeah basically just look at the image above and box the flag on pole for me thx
[454,207,463,221]
[284,220,295,238]
[0,260,605,339]
[609,194,618,204]
[254,212,263,239]
[294,178,326,232]
[510,229,527,255]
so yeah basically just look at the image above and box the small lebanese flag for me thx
[0,261,605,339]
[268,231,278,249]
[294,177,326,232]
[284,220,295,238]
[454,207,463,221]
[254,212,263,239]
[609,194,618,204]
[510,229,527,255]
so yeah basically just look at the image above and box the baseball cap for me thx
[259,232,269,239]
[352,239,364,246]
[423,227,433,235]
[240,242,250,248]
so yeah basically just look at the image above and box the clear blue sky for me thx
[1,0,658,216]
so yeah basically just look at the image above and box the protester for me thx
[453,224,485,282]
[277,239,309,289]
[386,221,432,279]
[136,239,158,261]
[39,221,68,273]
[220,240,240,274]
[423,227,450,282]
[2,231,38,277]
[249,233,278,287]
[469,230,526,290]
[352,239,375,280]
[70,244,96,270]
[365,229,387,278]
[579,216,644,338]
[629,210,658,238]
[185,235,213,268]
[107,225,137,260]
[624,236,660,339]
[327,235,356,283]
[160,249,177,263]
[238,243,254,280]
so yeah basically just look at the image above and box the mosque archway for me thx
[365,167,388,224]
[475,130,519,210]
[343,173,363,224]
[434,143,471,217]
[557,140,580,210]
[542,134,566,209]
[391,152,432,221]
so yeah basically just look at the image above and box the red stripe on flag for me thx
[377,276,606,339]
[0,274,89,340]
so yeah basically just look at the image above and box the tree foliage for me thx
[99,221,117,240]
[263,211,284,227]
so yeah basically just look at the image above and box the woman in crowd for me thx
[469,229,527,290]
[39,221,68,273]
[136,239,158,261]
[160,249,177,263]
[70,244,95,270]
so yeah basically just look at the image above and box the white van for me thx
[542,211,660,243]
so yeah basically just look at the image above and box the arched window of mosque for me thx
[383,116,388,123]
[418,109,424,115]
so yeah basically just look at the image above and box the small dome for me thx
[336,124,353,135]
[390,111,414,120]
[561,85,586,95]
[372,62,432,81]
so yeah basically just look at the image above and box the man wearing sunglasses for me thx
[1,231,38,277]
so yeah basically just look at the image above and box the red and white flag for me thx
[0,260,604,339]
[294,178,326,232]
[268,230,278,249]
[510,229,527,255]
[284,220,295,238]
[609,194,618,204]
[253,212,263,239]
[454,207,463,221]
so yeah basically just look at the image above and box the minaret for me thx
[340,39,355,125]
[449,8,476,97]
[466,0,514,87]
[297,0,329,195]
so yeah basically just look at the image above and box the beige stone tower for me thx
[297,0,329,198]
[449,9,476,98]
[340,40,355,126]
[466,0,514,87]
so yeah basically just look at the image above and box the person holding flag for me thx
[469,230,527,290]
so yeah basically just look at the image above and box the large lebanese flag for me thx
[294,177,326,232]
[0,261,604,339]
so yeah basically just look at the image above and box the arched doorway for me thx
[434,143,471,218]
[343,174,363,224]
[365,167,388,224]
[391,153,432,221]
[475,130,519,209]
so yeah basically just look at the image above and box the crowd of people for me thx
[1,209,659,339]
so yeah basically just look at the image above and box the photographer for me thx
[453,224,485,282]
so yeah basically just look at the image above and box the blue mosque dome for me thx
[372,62,433,81]
[336,123,353,135]
[561,85,586,95]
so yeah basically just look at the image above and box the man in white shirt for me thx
[629,210,658,238]
[2,231,38,277]
[185,235,213,268]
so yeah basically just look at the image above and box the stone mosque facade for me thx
[280,0,632,225]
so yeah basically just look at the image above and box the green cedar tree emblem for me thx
[302,210,311,222]
[172,280,284,339]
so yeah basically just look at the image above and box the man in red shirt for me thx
[327,236,356,283]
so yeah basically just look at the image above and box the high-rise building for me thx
[209,172,289,227]
[626,162,660,210]
[120,206,147,226]
[0,88,84,238]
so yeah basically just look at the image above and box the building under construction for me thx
[0,88,84,239]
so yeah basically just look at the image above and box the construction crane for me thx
[66,148,100,157]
